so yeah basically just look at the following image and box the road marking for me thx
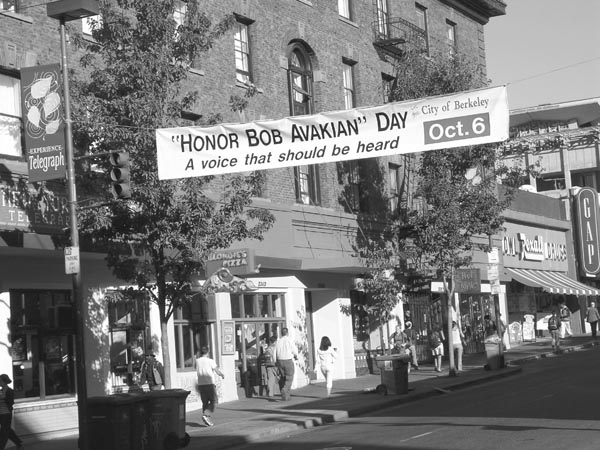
[398,428,442,443]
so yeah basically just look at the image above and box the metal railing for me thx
[372,17,428,56]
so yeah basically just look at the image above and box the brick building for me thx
[0,0,506,438]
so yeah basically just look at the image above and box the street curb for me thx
[507,340,599,365]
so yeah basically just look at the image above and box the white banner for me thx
[156,85,509,180]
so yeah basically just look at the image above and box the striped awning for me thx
[507,268,600,296]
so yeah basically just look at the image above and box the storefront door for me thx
[10,290,76,399]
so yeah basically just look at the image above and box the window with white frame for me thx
[446,20,457,57]
[338,0,351,20]
[415,3,429,55]
[81,15,101,36]
[375,0,389,38]
[174,297,213,371]
[295,164,321,205]
[0,72,22,157]
[342,60,355,110]
[234,18,253,84]
[1,0,18,13]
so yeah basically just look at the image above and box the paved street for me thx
[230,347,600,450]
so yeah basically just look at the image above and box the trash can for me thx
[374,354,410,395]
[145,389,191,450]
[484,334,504,370]
[88,394,140,450]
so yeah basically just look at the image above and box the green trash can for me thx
[374,354,410,395]
[484,334,504,370]
[88,394,138,450]
[145,389,191,450]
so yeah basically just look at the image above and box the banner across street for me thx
[156,85,509,180]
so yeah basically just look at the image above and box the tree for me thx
[357,46,522,373]
[70,0,274,387]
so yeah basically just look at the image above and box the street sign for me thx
[65,246,80,274]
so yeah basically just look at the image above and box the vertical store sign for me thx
[20,64,67,182]
[574,187,600,277]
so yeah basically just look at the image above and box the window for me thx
[338,0,351,20]
[288,43,320,205]
[295,164,321,205]
[0,72,22,157]
[342,61,355,110]
[389,163,400,213]
[1,0,18,12]
[10,290,75,399]
[446,20,457,57]
[81,15,101,36]
[572,171,598,190]
[415,4,429,55]
[234,18,253,84]
[375,0,389,38]
[173,0,187,28]
[287,43,313,116]
[344,160,362,212]
[174,298,212,371]
[382,73,394,103]
[230,293,285,318]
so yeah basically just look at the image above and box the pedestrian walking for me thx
[547,310,561,351]
[430,328,445,373]
[196,346,225,427]
[263,336,280,397]
[275,327,298,401]
[0,374,23,450]
[403,321,420,370]
[451,321,464,371]
[139,351,165,390]
[315,336,337,398]
[559,301,573,338]
[585,301,600,338]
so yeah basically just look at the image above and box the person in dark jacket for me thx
[139,351,165,390]
[0,374,23,450]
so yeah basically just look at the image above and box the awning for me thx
[507,268,600,296]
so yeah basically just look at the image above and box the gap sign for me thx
[574,187,600,277]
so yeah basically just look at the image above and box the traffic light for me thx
[108,152,131,199]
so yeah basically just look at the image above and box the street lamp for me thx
[46,2,99,450]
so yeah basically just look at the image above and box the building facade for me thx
[0,0,506,437]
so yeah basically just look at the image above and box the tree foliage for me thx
[70,0,274,386]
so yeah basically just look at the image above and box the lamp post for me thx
[46,2,98,449]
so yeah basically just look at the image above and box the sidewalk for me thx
[27,335,599,450]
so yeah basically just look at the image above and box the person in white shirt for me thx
[196,346,224,427]
[316,336,337,398]
[275,327,298,401]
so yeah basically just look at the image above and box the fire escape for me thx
[371,16,427,59]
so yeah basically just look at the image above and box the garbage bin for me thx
[374,354,410,395]
[145,389,191,450]
[88,394,141,450]
[484,334,504,370]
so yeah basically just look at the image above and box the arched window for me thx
[287,43,320,204]
[287,44,313,116]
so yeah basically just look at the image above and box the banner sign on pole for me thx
[156,85,509,180]
[20,64,67,182]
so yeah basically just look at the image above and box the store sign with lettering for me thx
[205,248,255,276]
[0,181,68,233]
[454,268,481,294]
[574,187,600,276]
[502,233,567,262]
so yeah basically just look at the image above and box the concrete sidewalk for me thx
[25,335,600,450]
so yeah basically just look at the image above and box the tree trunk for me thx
[160,319,172,388]
[445,274,456,377]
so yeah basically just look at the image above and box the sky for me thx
[484,0,600,111]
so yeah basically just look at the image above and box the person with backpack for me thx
[263,336,279,397]
[547,310,561,351]
[559,301,573,339]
